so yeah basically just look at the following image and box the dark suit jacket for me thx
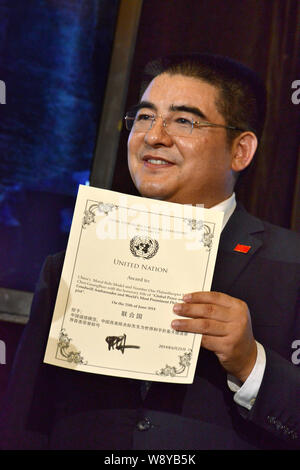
[1,204,300,450]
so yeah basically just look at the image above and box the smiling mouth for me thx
[142,156,174,167]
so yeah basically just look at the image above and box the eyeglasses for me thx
[124,112,246,137]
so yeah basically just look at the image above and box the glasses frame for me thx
[124,112,246,136]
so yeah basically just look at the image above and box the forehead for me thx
[140,73,223,120]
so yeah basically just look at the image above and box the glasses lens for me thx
[125,115,135,131]
[167,117,193,137]
[125,112,194,137]
[126,113,154,133]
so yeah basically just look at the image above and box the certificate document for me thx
[44,185,223,383]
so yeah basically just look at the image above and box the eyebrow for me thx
[135,101,208,121]
[170,104,207,121]
[134,101,156,112]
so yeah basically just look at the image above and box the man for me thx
[1,54,299,450]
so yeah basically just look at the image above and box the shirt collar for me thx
[209,193,236,230]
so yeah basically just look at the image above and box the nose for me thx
[144,116,173,147]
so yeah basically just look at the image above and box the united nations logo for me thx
[130,236,159,259]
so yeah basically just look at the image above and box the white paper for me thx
[44,185,223,383]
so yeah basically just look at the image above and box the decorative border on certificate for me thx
[82,198,216,252]
[57,328,87,365]
[156,350,192,377]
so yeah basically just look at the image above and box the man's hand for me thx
[172,292,257,383]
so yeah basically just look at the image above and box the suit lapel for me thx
[212,203,265,293]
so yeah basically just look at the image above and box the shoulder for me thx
[40,251,66,279]
[235,204,300,263]
[32,251,66,302]
[255,217,299,263]
[261,218,300,246]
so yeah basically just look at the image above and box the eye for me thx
[175,117,193,126]
[136,113,154,121]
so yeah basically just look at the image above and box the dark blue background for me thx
[0,0,119,291]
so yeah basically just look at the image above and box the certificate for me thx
[44,185,223,383]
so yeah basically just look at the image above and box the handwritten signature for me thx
[105,334,140,354]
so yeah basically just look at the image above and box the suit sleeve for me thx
[0,253,63,450]
[239,289,300,449]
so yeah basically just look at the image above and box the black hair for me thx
[140,53,267,144]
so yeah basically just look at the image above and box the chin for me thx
[134,182,171,201]
[138,189,167,201]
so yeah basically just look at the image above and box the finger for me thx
[171,317,228,336]
[200,334,225,354]
[182,291,236,308]
[173,302,230,322]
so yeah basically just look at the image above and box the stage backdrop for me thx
[0,0,120,404]
[0,0,119,293]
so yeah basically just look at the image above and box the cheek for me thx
[179,136,229,171]
[127,132,141,156]
[176,138,208,171]
[127,133,134,157]
[127,156,137,183]
[176,136,210,158]
[127,135,140,171]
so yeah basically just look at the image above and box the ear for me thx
[231,132,258,172]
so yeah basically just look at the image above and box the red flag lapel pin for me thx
[234,244,251,254]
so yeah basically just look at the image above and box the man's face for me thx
[127,73,237,208]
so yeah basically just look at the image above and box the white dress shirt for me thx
[209,193,266,410]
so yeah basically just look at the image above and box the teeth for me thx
[147,159,169,165]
